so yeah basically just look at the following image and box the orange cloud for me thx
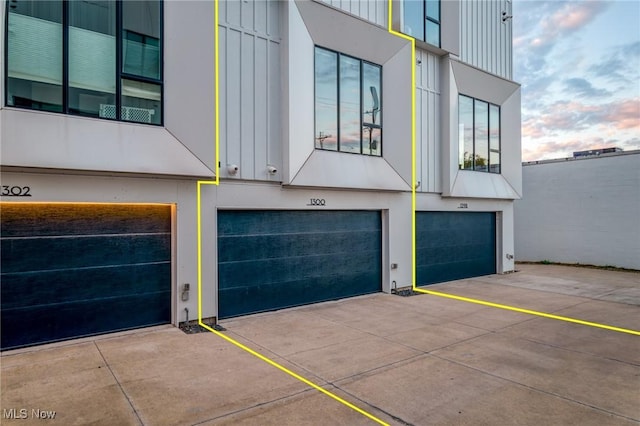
[603,99,640,130]
[530,2,609,51]
[545,1,607,32]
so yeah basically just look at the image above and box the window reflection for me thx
[6,1,63,112]
[121,79,161,125]
[425,20,440,47]
[459,95,501,174]
[489,105,500,173]
[315,48,338,151]
[314,47,382,156]
[122,0,161,80]
[68,0,116,118]
[459,95,474,170]
[426,0,439,21]
[363,63,381,156]
[474,100,489,172]
[401,0,440,48]
[5,0,163,125]
[403,0,423,39]
[340,55,361,154]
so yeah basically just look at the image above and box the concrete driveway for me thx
[2,264,639,425]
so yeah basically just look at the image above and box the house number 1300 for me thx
[307,198,326,206]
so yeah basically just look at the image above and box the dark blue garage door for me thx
[218,210,382,318]
[416,211,496,286]
[1,203,171,350]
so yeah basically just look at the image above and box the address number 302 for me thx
[2,185,32,197]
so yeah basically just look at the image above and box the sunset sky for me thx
[512,0,640,161]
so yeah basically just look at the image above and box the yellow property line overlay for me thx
[214,0,220,186]
[197,2,635,425]
[387,0,418,291]
[396,3,638,337]
[195,1,396,425]
[413,288,640,336]
[197,322,389,425]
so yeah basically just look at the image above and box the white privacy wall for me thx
[218,0,283,181]
[514,152,640,270]
[459,0,512,80]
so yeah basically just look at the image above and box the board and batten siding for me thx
[416,49,441,193]
[317,0,387,28]
[459,0,512,80]
[218,0,282,181]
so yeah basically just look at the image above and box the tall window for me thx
[5,0,162,125]
[314,47,382,156]
[459,95,500,173]
[402,0,440,47]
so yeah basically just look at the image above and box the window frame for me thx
[402,0,441,48]
[4,0,164,125]
[314,46,383,157]
[458,94,501,174]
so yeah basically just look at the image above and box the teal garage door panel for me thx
[218,210,382,318]
[416,212,496,286]
[1,204,171,350]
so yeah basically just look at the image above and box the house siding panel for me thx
[317,0,387,28]
[460,0,512,80]
[219,0,282,180]
[416,49,441,193]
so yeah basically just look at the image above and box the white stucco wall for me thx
[514,152,640,270]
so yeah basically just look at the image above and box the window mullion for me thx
[116,0,122,121]
[423,0,427,43]
[120,73,162,85]
[486,105,490,170]
[472,99,476,170]
[62,0,69,113]
[498,107,501,173]
[336,53,341,152]
[359,61,363,154]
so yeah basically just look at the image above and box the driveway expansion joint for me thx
[93,341,144,426]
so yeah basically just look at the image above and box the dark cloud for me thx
[563,78,611,97]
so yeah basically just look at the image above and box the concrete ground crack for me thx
[326,383,415,426]
[94,342,144,426]
[430,353,640,423]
